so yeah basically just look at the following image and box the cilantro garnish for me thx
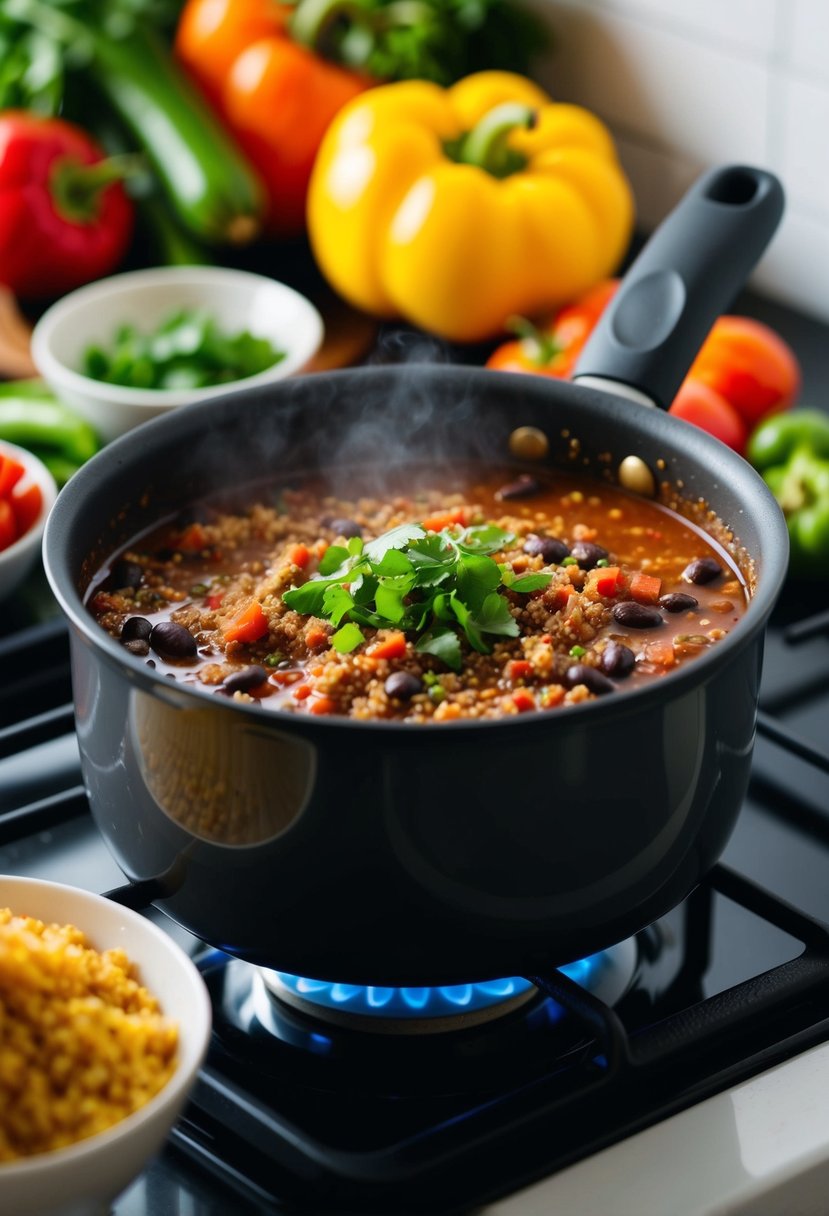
[281,521,553,670]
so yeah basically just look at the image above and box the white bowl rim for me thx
[31,264,325,409]
[0,874,212,1179]
[0,439,58,564]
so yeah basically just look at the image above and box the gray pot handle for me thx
[572,165,785,410]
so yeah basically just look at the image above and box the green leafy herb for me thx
[282,519,552,670]
[292,0,551,87]
[81,307,286,390]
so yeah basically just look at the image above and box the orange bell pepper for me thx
[175,0,369,236]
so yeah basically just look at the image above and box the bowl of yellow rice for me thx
[0,875,211,1216]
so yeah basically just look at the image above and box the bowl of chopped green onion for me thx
[31,266,324,442]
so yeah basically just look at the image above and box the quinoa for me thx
[0,909,178,1161]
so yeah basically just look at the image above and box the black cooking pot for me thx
[44,166,789,985]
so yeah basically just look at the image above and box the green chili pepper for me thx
[747,408,829,577]
[0,380,101,484]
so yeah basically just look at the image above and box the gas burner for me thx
[258,937,639,1035]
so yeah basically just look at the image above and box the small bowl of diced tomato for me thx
[0,440,57,600]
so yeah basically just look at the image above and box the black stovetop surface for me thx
[2,291,829,1215]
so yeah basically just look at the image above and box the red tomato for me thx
[669,381,748,454]
[486,280,619,378]
[684,316,801,428]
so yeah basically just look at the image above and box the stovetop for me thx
[2,294,829,1216]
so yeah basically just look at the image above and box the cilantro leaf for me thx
[415,626,462,672]
[510,572,553,593]
[364,523,425,561]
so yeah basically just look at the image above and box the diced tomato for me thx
[206,592,224,610]
[223,601,269,644]
[421,507,468,532]
[368,631,407,659]
[593,566,623,597]
[512,688,536,712]
[0,499,15,552]
[10,483,42,538]
[629,572,662,604]
[292,683,312,700]
[0,454,25,499]
[507,659,533,682]
[305,625,329,649]
[287,543,311,568]
[309,696,337,715]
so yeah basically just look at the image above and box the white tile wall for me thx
[526,0,829,322]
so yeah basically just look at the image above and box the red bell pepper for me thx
[0,112,134,300]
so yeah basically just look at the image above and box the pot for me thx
[44,166,789,985]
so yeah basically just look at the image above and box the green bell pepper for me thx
[747,408,829,577]
[0,380,101,485]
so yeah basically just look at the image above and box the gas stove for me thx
[2,566,829,1215]
[3,293,829,1215]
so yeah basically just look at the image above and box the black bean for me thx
[524,534,570,564]
[682,557,723,585]
[570,541,610,570]
[384,671,423,701]
[120,616,152,643]
[600,641,636,678]
[659,591,699,613]
[224,665,268,694]
[497,473,541,500]
[612,601,664,629]
[123,638,150,657]
[326,517,363,538]
[110,560,143,591]
[149,621,197,661]
[564,663,615,695]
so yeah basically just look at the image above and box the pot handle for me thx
[572,164,784,410]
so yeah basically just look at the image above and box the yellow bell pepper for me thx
[307,71,635,343]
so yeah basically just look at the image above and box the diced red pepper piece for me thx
[309,696,337,715]
[512,688,536,713]
[292,683,312,700]
[206,592,224,610]
[592,566,623,597]
[223,601,269,644]
[369,631,407,659]
[0,454,25,499]
[421,507,468,532]
[305,625,329,649]
[507,659,533,682]
[10,483,42,539]
[0,499,15,551]
[287,543,311,568]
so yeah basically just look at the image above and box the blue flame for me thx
[272,951,607,1019]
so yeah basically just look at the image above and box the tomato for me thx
[668,381,748,454]
[485,280,619,379]
[683,316,801,429]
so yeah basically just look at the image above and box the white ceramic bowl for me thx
[0,875,211,1216]
[31,265,325,443]
[0,441,57,601]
